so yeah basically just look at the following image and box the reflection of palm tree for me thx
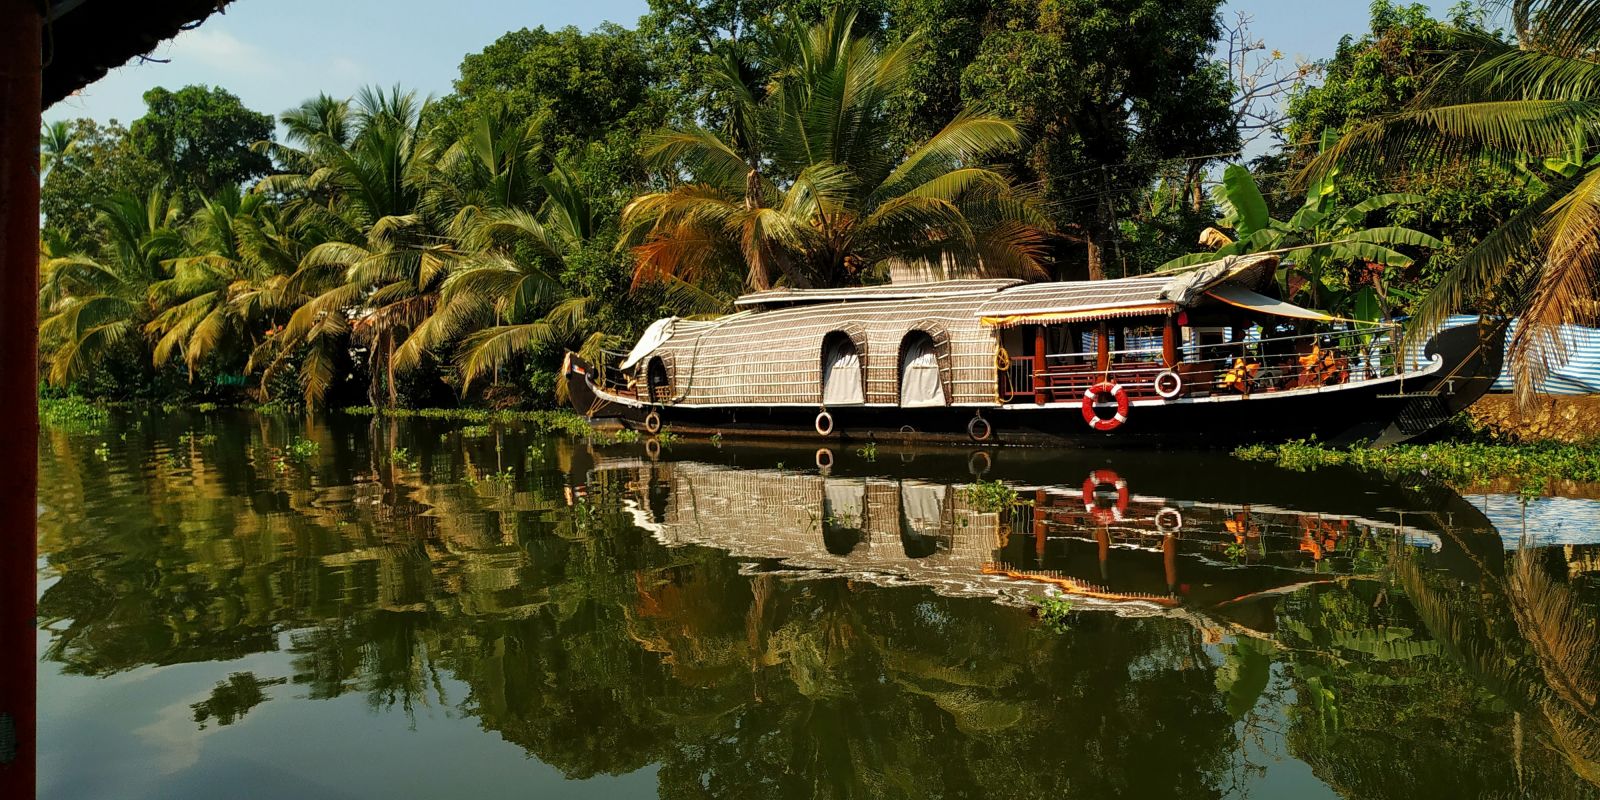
[1396,547,1600,790]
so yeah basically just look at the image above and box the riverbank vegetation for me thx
[1235,437,1600,495]
[45,1,1596,413]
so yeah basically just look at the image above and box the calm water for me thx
[36,410,1600,799]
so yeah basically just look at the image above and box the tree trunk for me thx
[385,329,397,408]
[0,2,41,797]
[1084,194,1118,281]
[368,333,384,408]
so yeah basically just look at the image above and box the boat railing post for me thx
[1033,325,1047,404]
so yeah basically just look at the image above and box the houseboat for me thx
[564,255,1503,447]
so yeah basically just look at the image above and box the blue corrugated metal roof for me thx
[1441,316,1600,395]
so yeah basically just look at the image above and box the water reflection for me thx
[35,411,1600,799]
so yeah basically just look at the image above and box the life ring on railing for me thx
[1154,370,1184,400]
[1081,382,1129,431]
[815,410,835,436]
[1155,507,1184,533]
[643,409,662,434]
[967,415,993,442]
[1082,469,1129,524]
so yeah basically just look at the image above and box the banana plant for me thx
[1161,134,1442,322]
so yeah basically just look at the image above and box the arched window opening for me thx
[646,357,670,403]
[821,332,865,405]
[898,331,946,407]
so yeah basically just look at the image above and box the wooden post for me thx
[1163,533,1178,592]
[1032,325,1046,404]
[1162,316,1179,367]
[1095,526,1110,582]
[1095,322,1110,374]
[0,2,40,797]
[1033,492,1047,559]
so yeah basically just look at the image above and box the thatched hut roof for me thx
[42,1,236,108]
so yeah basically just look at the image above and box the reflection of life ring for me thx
[967,415,992,442]
[815,448,834,470]
[1155,507,1184,533]
[1154,370,1183,400]
[1081,382,1129,431]
[644,438,661,459]
[968,450,992,476]
[643,409,662,434]
[815,410,834,436]
[1082,469,1129,523]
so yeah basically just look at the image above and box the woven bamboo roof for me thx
[973,275,1173,319]
[973,254,1280,324]
[734,279,1023,308]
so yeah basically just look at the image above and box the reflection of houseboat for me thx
[565,255,1503,447]
[604,453,1493,633]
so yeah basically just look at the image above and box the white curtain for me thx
[899,337,945,407]
[900,484,945,533]
[822,338,865,405]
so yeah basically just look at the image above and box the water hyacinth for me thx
[1234,439,1600,495]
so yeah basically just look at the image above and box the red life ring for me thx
[1082,469,1129,523]
[1081,382,1130,431]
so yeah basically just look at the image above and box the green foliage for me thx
[128,85,275,200]
[960,479,1026,514]
[341,405,595,436]
[1035,595,1074,633]
[1161,160,1441,317]
[1234,439,1600,495]
[430,24,665,156]
[39,119,163,249]
[40,396,110,433]
[285,437,320,460]
[1280,2,1534,319]
[1304,0,1600,396]
[959,0,1236,279]
[624,6,1052,291]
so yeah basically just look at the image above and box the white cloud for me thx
[168,27,274,77]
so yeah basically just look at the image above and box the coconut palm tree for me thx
[145,188,314,380]
[396,159,612,394]
[39,120,79,177]
[622,7,1052,292]
[39,190,183,386]
[257,87,451,407]
[1312,0,1600,397]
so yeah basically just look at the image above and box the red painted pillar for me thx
[1031,326,1046,404]
[0,2,40,797]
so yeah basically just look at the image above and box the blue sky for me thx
[45,0,1455,129]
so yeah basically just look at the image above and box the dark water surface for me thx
[36,410,1600,799]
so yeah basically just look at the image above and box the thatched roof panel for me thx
[42,1,237,108]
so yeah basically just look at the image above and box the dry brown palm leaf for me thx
[1507,549,1600,716]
